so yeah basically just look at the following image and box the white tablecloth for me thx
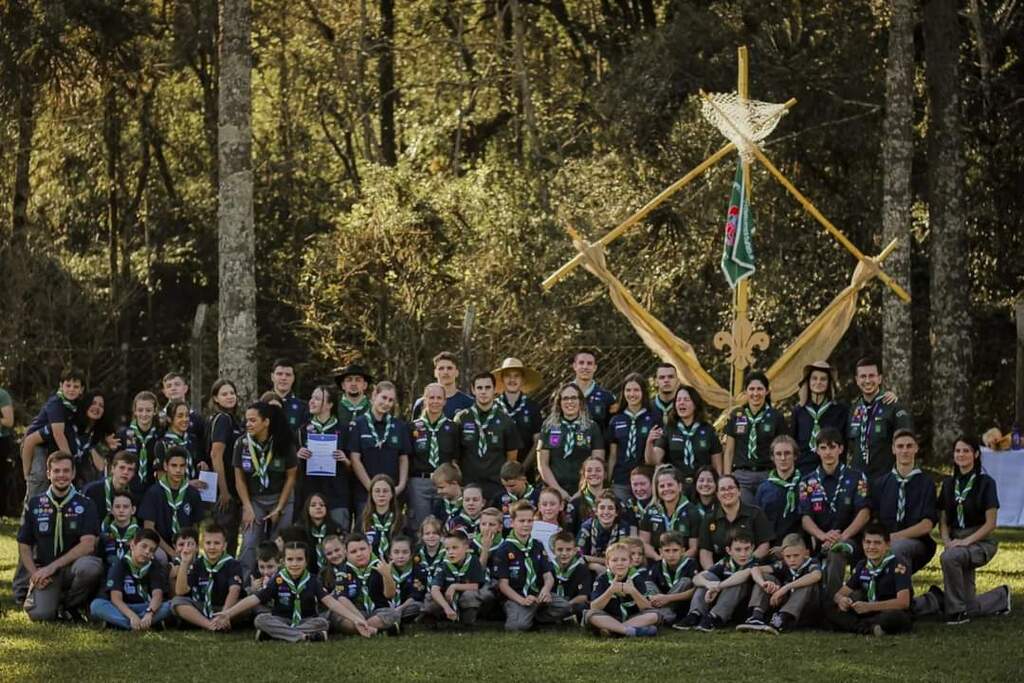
[982,448,1024,527]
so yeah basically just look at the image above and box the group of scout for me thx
[11,351,1011,641]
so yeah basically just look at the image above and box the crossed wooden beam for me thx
[542,92,911,304]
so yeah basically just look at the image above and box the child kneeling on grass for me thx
[584,541,659,637]
[737,532,822,634]
[213,541,371,642]
[679,530,759,632]
[825,523,913,636]
[422,531,486,627]
[90,528,172,631]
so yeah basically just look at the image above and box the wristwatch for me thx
[145,607,156,615]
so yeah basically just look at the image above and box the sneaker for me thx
[735,615,767,633]
[871,624,885,637]
[634,625,658,637]
[306,630,328,642]
[695,614,722,632]
[996,585,1012,615]
[767,612,791,635]
[386,623,402,637]
[945,612,970,625]
[254,629,268,642]
[65,607,89,625]
[674,611,701,631]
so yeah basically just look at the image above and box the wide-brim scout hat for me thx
[491,357,543,395]
[332,364,374,385]
[799,360,838,402]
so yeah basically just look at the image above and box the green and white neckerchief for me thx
[892,467,921,525]
[506,535,538,596]
[371,511,394,558]
[653,395,672,421]
[310,523,328,566]
[126,556,153,602]
[56,390,79,413]
[606,567,641,620]
[278,569,311,626]
[420,414,449,469]
[366,414,394,449]
[622,408,647,461]
[804,399,833,452]
[656,498,690,533]
[953,471,977,529]
[630,496,652,520]
[46,486,78,556]
[743,406,767,463]
[444,556,474,582]
[815,464,848,512]
[498,393,528,420]
[473,531,504,555]
[130,421,155,480]
[506,484,534,505]
[725,556,755,575]
[442,498,463,518]
[559,419,581,457]
[588,517,624,554]
[661,557,693,592]
[675,420,701,469]
[470,406,499,459]
[390,563,414,607]
[784,556,815,583]
[245,434,274,491]
[200,553,234,617]
[103,518,139,559]
[854,395,883,463]
[341,395,369,415]
[158,475,189,534]
[554,556,584,597]
[163,430,194,476]
[864,552,895,601]
[766,468,801,517]
[102,476,120,520]
[347,560,379,614]
[580,484,598,512]
[308,415,338,434]
[419,544,444,573]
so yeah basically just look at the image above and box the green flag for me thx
[720,162,755,288]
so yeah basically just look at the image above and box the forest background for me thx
[1,0,1021,461]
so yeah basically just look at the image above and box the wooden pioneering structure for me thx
[542,46,911,417]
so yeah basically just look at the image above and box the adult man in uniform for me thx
[333,363,373,426]
[454,372,522,502]
[412,352,474,419]
[649,363,679,425]
[570,349,615,431]
[846,356,913,483]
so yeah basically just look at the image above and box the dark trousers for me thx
[825,605,913,635]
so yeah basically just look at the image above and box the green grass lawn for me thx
[1,519,1021,682]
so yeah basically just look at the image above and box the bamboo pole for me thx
[541,97,798,291]
[700,91,912,303]
[733,46,752,397]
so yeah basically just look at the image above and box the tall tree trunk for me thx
[881,0,915,402]
[510,0,548,210]
[11,75,34,247]
[378,0,397,165]
[217,0,257,402]
[924,0,971,456]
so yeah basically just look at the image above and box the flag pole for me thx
[733,46,752,399]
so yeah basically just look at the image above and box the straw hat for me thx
[491,357,542,395]
[798,360,838,403]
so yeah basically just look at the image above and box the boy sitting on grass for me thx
[551,530,593,622]
[584,541,659,637]
[423,530,486,627]
[648,531,696,626]
[171,523,244,631]
[738,532,822,634]
[389,534,428,623]
[90,528,172,631]
[325,533,400,636]
[680,530,759,632]
[98,492,139,566]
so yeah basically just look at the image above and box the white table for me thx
[982,448,1024,527]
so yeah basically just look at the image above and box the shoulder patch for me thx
[895,564,907,574]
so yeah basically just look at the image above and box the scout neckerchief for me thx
[725,556,756,575]
[854,395,883,464]
[498,393,528,420]
[245,434,274,491]
[892,467,922,525]
[473,530,503,555]
[442,497,463,519]
[559,418,581,457]
[589,517,624,555]
[390,562,415,607]
[766,468,801,518]
[103,517,139,559]
[580,484,598,512]
[506,535,538,596]
[629,496,652,520]
[815,464,848,513]
[470,405,498,459]
[130,421,155,481]
[158,475,189,535]
[694,499,716,520]
[341,395,369,415]
[347,560,379,614]
[953,470,977,529]
[621,408,647,461]
[606,567,640,620]
[366,414,394,449]
[804,399,833,453]
[420,414,449,469]
[864,552,895,601]
[653,395,672,421]
[656,497,689,533]
[46,485,78,556]
[126,556,153,602]
[743,406,767,464]
[56,390,79,413]
[308,414,338,434]
[163,430,194,476]
[278,569,311,626]
[371,511,394,558]
[443,555,474,583]
[200,553,234,617]
[661,557,692,592]
[675,419,701,469]
[554,555,584,597]
[310,523,328,566]
[419,543,444,574]
[506,484,534,505]
[784,556,815,583]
